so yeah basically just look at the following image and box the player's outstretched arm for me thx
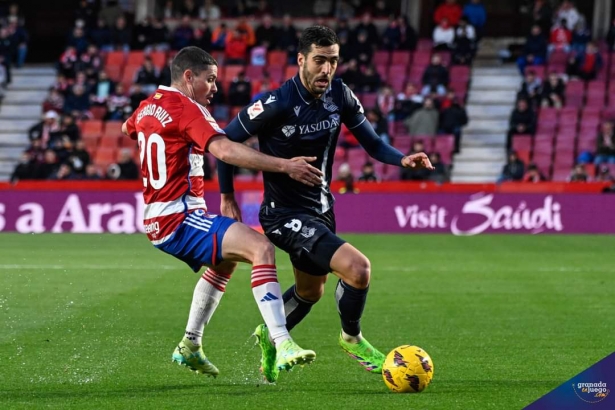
[352,121,434,170]
[208,136,323,186]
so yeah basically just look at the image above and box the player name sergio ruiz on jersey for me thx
[136,103,173,128]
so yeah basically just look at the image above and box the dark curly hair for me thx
[298,25,340,56]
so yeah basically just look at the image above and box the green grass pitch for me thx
[0,233,613,409]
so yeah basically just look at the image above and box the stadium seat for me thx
[245,64,264,79]
[126,51,145,66]
[548,49,568,65]
[525,65,546,78]
[82,136,99,152]
[121,64,141,89]
[284,66,297,81]
[105,65,122,82]
[512,134,532,163]
[267,66,285,83]
[94,147,116,169]
[538,107,558,122]
[104,121,123,137]
[119,135,137,148]
[90,105,108,120]
[375,64,388,82]
[223,65,244,82]
[412,50,432,66]
[267,50,287,67]
[98,135,119,149]
[149,51,167,68]
[80,119,104,138]
[392,137,412,154]
[105,51,126,67]
[391,51,411,66]
[416,39,433,50]
[450,65,471,82]
[374,50,390,66]
[361,93,377,109]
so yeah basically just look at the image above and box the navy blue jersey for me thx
[224,75,366,214]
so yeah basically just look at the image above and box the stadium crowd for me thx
[11,0,487,185]
[504,0,615,183]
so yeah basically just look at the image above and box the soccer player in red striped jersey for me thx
[122,47,321,379]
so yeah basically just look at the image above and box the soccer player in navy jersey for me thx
[216,26,433,382]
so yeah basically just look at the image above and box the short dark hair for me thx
[298,25,340,56]
[171,46,217,83]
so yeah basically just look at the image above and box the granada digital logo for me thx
[572,381,610,404]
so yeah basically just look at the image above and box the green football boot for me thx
[275,338,316,371]
[338,333,385,374]
[253,324,279,383]
[172,337,219,377]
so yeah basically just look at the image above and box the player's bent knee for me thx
[296,283,325,302]
[348,256,371,289]
[252,236,276,261]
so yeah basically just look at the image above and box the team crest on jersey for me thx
[153,93,163,99]
[323,96,338,112]
[282,125,296,137]
[247,100,264,120]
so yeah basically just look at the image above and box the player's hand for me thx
[401,152,435,170]
[220,193,243,222]
[285,156,323,187]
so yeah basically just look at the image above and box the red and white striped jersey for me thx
[125,85,224,244]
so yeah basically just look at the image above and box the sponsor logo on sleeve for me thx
[247,100,264,120]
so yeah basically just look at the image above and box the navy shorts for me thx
[259,205,346,276]
[155,210,237,272]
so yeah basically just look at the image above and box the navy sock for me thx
[282,285,314,332]
[335,280,368,336]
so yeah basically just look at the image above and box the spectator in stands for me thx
[433,18,455,51]
[33,149,59,180]
[235,17,256,47]
[571,20,591,55]
[555,0,580,31]
[106,83,130,120]
[75,0,96,29]
[10,152,35,184]
[334,0,356,20]
[428,152,449,183]
[358,162,378,182]
[25,138,45,165]
[350,30,374,68]
[540,71,565,108]
[150,17,170,51]
[366,109,390,145]
[133,17,152,50]
[340,58,362,91]
[404,97,439,136]
[395,83,423,120]
[158,0,176,19]
[52,74,70,95]
[130,84,148,111]
[77,45,103,82]
[568,164,588,182]
[452,28,474,65]
[172,15,196,50]
[607,18,615,52]
[0,27,12,84]
[439,94,468,152]
[335,17,353,41]
[225,27,249,65]
[435,0,463,26]
[381,17,402,51]
[313,0,334,17]
[49,163,77,181]
[68,139,90,176]
[463,0,486,39]
[508,98,535,148]
[518,69,542,108]
[110,148,139,180]
[422,54,450,90]
[355,13,381,50]
[58,114,80,143]
[277,14,298,64]
[400,140,431,180]
[357,64,381,93]
[498,151,525,182]
[336,162,358,194]
[100,0,124,28]
[548,19,572,54]
[522,163,546,182]
[51,136,76,164]
[573,42,603,81]
[111,16,132,52]
[8,15,28,68]
[372,0,393,18]
[67,26,89,55]
[43,87,65,113]
[457,16,476,41]
[532,0,552,37]
[228,71,252,106]
[83,164,102,180]
[594,121,615,164]
[255,14,278,51]
[180,0,200,18]
[517,25,548,75]
[397,15,417,51]
[376,85,395,118]
[64,84,91,119]
[91,70,116,108]
[29,111,61,148]
[200,0,222,20]
[253,0,273,18]
[595,165,614,182]
[135,57,160,95]
[159,56,172,86]
[89,18,114,52]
